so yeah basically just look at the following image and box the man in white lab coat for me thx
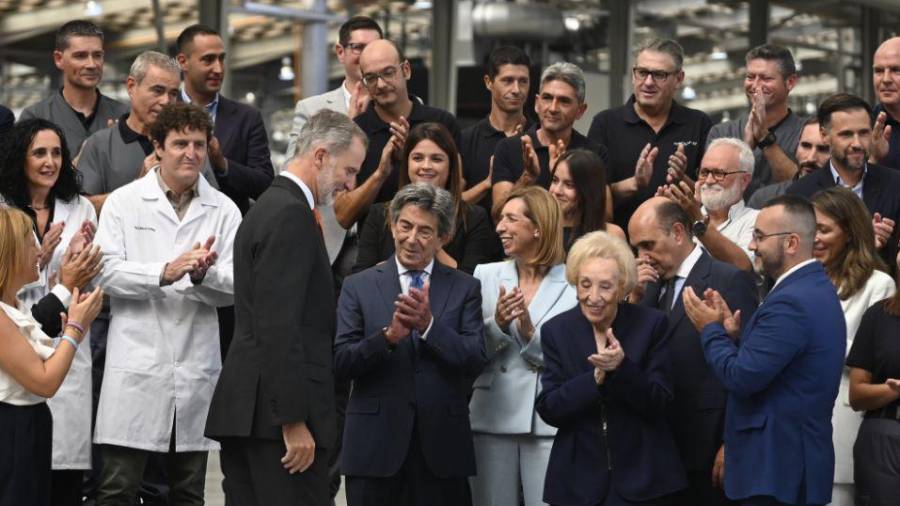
[93,102,241,505]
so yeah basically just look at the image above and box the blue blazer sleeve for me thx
[333,274,393,380]
[701,296,808,397]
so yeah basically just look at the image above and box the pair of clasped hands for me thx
[383,281,434,345]
[161,236,218,285]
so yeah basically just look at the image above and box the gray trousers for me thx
[854,418,900,506]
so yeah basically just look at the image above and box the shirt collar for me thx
[773,258,817,289]
[622,95,687,126]
[341,80,353,109]
[395,256,435,277]
[180,87,220,121]
[675,244,703,280]
[154,166,199,198]
[118,114,155,155]
[278,172,315,210]
[828,161,866,195]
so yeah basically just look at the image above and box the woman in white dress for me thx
[0,119,104,505]
[810,187,896,505]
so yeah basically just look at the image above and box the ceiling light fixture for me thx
[84,0,103,17]
[279,57,295,81]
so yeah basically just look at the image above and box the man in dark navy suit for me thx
[629,197,758,506]
[684,195,845,506]
[334,183,486,506]
[787,93,900,269]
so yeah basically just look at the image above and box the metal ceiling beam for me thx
[0,0,162,38]
[228,2,343,23]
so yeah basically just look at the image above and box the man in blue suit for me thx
[334,183,486,506]
[629,197,759,505]
[683,195,845,506]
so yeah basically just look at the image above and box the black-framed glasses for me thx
[362,64,402,88]
[342,42,368,55]
[698,168,747,182]
[632,66,677,83]
[752,230,793,242]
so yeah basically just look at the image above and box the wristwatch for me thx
[692,216,709,238]
[757,130,777,149]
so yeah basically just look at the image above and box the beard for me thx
[700,182,743,211]
[315,160,337,206]
[758,242,786,279]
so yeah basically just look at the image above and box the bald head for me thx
[874,37,900,109]
[359,39,410,110]
[628,197,695,280]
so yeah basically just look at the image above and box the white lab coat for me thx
[93,171,240,452]
[16,195,96,469]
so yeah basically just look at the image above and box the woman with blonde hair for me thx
[810,186,896,505]
[0,207,103,506]
[469,186,577,506]
[537,231,685,505]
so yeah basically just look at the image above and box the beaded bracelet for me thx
[66,321,85,335]
[60,334,79,350]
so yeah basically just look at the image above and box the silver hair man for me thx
[389,182,456,238]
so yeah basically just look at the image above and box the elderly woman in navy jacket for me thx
[537,231,686,506]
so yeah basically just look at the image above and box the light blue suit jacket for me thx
[469,261,577,436]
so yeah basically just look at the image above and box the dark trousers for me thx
[672,469,732,506]
[345,430,468,506]
[95,445,206,506]
[219,437,329,506]
[52,469,85,506]
[0,402,52,506]
[738,497,822,506]
[854,418,900,506]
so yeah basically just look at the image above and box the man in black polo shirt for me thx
[335,39,460,229]
[588,38,712,231]
[19,20,129,157]
[459,46,533,213]
[491,62,606,219]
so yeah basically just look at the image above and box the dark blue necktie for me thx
[409,270,424,343]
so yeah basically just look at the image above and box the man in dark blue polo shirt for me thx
[871,37,900,170]
[459,46,533,214]
[335,39,460,229]
[490,61,606,219]
[588,38,712,231]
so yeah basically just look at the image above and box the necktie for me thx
[409,270,424,344]
[659,277,677,315]
[312,208,324,237]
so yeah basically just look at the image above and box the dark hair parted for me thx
[811,187,887,300]
[398,122,469,230]
[552,149,609,249]
[817,93,873,130]
[55,20,104,51]
[338,16,383,46]
[0,119,80,209]
[176,24,219,55]
[746,44,796,77]
[149,103,213,147]
[485,46,532,80]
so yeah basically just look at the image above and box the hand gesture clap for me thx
[634,143,657,188]
[519,135,541,184]
[871,111,892,164]
[588,328,625,372]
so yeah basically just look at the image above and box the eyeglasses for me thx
[751,230,793,242]
[698,168,746,182]
[362,64,402,88]
[342,42,368,55]
[632,67,677,83]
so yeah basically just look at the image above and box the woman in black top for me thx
[548,149,624,253]
[354,122,495,274]
[847,250,900,506]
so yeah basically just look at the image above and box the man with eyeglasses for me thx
[683,194,845,506]
[659,138,759,272]
[588,38,712,231]
[706,44,806,200]
[747,118,830,209]
[334,39,460,231]
[870,37,900,170]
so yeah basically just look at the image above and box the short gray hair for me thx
[566,231,637,295]
[129,51,180,84]
[540,62,585,103]
[293,109,369,160]
[634,38,684,72]
[389,182,455,238]
[707,137,755,178]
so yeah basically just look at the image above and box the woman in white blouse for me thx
[0,207,103,506]
[811,187,896,505]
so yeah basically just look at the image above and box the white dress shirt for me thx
[279,172,315,210]
[665,245,704,310]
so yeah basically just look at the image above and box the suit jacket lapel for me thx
[670,252,712,331]
[375,258,402,318]
[528,264,569,327]
[428,262,455,320]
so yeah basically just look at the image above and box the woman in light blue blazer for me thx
[469,186,577,506]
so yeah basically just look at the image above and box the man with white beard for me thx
[659,138,758,271]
